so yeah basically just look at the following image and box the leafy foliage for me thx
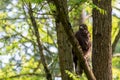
[65,70,80,80]
[112,57,120,80]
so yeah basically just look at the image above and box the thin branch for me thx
[113,53,120,57]
[113,6,120,11]
[9,26,54,73]
[28,2,52,80]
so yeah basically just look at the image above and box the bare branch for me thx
[27,2,52,80]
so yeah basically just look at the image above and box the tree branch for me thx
[27,2,52,80]
[51,0,96,80]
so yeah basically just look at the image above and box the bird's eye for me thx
[80,26,84,29]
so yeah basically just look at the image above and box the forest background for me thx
[0,0,120,80]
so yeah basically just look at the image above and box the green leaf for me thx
[26,0,43,3]
[88,2,107,15]
[65,70,80,80]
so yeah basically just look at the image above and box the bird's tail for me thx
[75,61,83,76]
[75,57,91,76]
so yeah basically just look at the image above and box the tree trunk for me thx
[52,0,96,80]
[55,1,73,80]
[92,0,112,80]
[79,9,85,25]
[56,21,73,80]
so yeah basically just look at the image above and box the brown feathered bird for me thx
[72,24,91,75]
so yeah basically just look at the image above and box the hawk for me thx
[72,24,91,75]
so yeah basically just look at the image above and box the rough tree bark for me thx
[55,1,73,80]
[56,22,73,80]
[51,0,96,80]
[92,0,112,80]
